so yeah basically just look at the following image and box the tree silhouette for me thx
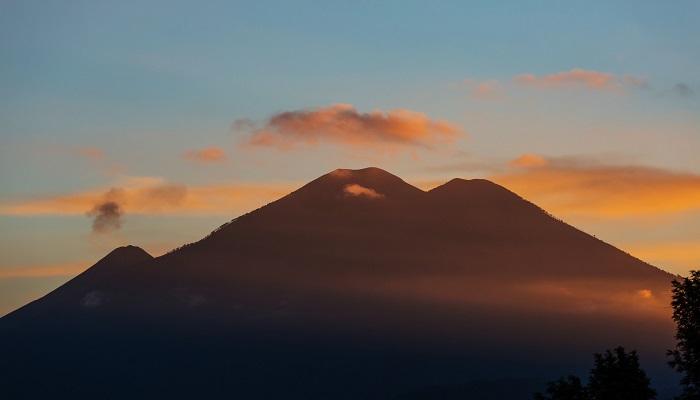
[668,270,700,399]
[534,347,655,400]
[533,375,587,400]
[587,347,655,400]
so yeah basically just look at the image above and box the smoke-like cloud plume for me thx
[88,200,123,233]
[672,83,695,98]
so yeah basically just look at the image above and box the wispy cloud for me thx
[183,146,227,163]
[236,103,461,151]
[463,79,504,100]
[74,146,105,160]
[624,240,700,267]
[671,83,695,98]
[509,153,548,168]
[492,154,700,218]
[0,177,296,219]
[0,261,88,279]
[514,68,647,91]
[462,69,647,100]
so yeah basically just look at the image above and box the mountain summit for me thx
[0,168,676,399]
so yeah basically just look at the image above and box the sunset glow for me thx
[2,4,700,399]
[1,1,698,318]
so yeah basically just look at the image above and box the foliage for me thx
[587,347,656,400]
[533,375,587,400]
[668,270,700,399]
[535,347,655,400]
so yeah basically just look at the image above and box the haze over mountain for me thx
[0,168,678,399]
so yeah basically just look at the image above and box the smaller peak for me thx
[321,167,419,193]
[327,167,397,179]
[428,178,528,207]
[104,245,153,263]
[290,167,424,202]
[328,168,354,179]
[442,177,468,186]
[64,245,153,286]
[431,178,504,192]
[357,166,391,174]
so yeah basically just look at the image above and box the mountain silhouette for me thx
[0,168,678,399]
[2,245,153,324]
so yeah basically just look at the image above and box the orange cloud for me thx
[493,155,700,217]
[238,104,461,150]
[514,68,646,91]
[75,146,105,160]
[345,276,670,319]
[0,261,88,279]
[343,184,385,199]
[0,177,296,217]
[465,79,504,100]
[510,153,548,168]
[183,147,227,163]
[624,241,700,269]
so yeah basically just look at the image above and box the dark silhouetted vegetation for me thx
[534,347,655,400]
[533,375,587,400]
[588,347,656,400]
[668,270,700,399]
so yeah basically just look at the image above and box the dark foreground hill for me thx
[0,168,679,399]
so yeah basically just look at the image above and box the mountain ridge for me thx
[0,167,678,400]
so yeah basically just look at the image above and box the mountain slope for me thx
[0,168,678,399]
[1,245,153,327]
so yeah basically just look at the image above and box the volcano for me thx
[0,168,678,399]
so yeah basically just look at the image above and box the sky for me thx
[1,0,699,315]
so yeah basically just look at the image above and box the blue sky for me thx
[1,0,699,314]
